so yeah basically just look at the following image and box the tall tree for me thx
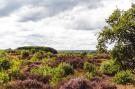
[97,4,135,69]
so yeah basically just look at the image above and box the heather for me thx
[0,46,133,89]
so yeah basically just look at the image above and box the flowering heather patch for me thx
[60,77,93,89]
[92,53,110,59]
[4,80,52,89]
[100,82,117,89]
[28,62,42,68]
[28,74,51,84]
[48,56,88,69]
[90,81,117,89]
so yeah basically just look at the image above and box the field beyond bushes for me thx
[0,46,134,89]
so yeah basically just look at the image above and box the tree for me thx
[97,4,135,69]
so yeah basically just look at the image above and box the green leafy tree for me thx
[97,5,135,69]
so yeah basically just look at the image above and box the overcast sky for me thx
[0,0,134,50]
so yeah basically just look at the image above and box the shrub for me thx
[60,77,93,89]
[0,58,11,71]
[31,51,45,61]
[5,80,52,89]
[8,66,26,80]
[100,82,117,89]
[50,75,63,85]
[31,63,74,85]
[83,62,96,73]
[57,63,74,76]
[0,72,9,83]
[11,60,21,67]
[50,63,74,85]
[0,50,6,58]
[20,50,29,59]
[90,81,117,89]
[28,74,51,84]
[100,60,119,75]
[113,70,134,84]
[54,56,85,69]
[30,65,53,76]
[85,72,97,80]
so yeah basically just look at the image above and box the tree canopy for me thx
[97,4,135,69]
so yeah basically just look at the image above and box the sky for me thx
[0,0,134,50]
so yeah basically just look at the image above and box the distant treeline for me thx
[15,46,58,54]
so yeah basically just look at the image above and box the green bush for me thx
[30,65,53,76]
[113,70,134,84]
[83,62,96,73]
[57,63,74,76]
[0,50,6,57]
[85,72,95,79]
[100,60,119,75]
[0,72,9,83]
[20,50,29,59]
[50,63,74,85]
[31,51,44,61]
[9,66,22,80]
[0,58,11,71]
[30,63,74,85]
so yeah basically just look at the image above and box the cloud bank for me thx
[0,0,133,50]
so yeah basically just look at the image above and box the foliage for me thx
[4,80,52,89]
[17,46,57,54]
[100,60,119,75]
[83,62,96,73]
[28,74,51,84]
[20,50,30,59]
[31,51,44,61]
[113,70,134,84]
[96,5,135,69]
[0,50,6,57]
[100,82,117,89]
[9,66,23,80]
[57,63,74,76]
[30,65,53,76]
[85,72,95,80]
[50,63,74,85]
[0,58,11,71]
[0,72,9,83]
[60,77,93,89]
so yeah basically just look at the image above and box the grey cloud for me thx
[0,0,102,21]
[0,0,25,17]
[19,0,102,21]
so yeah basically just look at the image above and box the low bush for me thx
[57,63,74,76]
[28,74,51,84]
[8,66,26,80]
[85,72,97,80]
[60,77,93,89]
[100,82,117,89]
[30,65,53,76]
[50,63,74,85]
[20,50,30,59]
[54,56,86,69]
[4,80,52,89]
[113,70,134,84]
[91,81,117,89]
[31,51,44,61]
[0,72,9,83]
[0,58,11,71]
[83,62,96,73]
[100,60,119,75]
